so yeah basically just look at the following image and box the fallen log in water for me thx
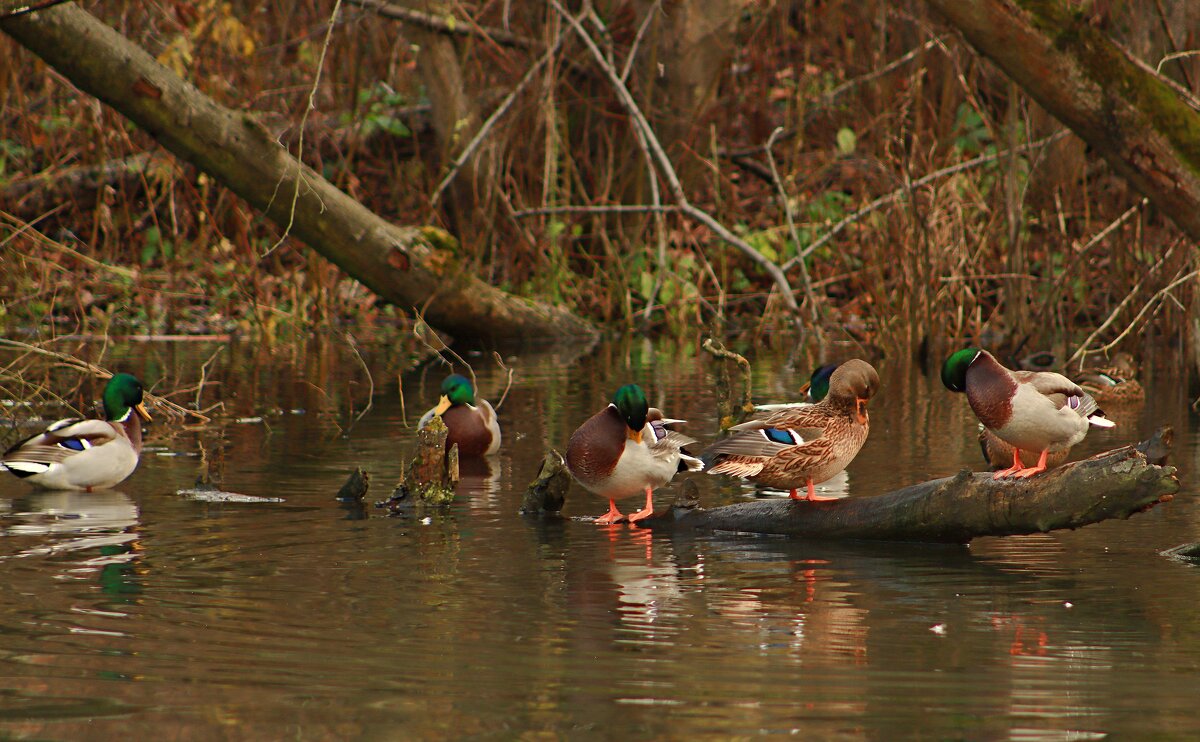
[639,435,1178,544]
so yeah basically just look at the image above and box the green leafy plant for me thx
[346,82,414,139]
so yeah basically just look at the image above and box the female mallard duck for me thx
[942,349,1114,479]
[1,373,151,491]
[703,359,879,501]
[1075,352,1144,406]
[752,363,839,413]
[565,384,702,524]
[418,374,501,457]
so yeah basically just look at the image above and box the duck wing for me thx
[1012,370,1081,407]
[2,418,122,467]
[703,423,826,460]
[1014,370,1113,426]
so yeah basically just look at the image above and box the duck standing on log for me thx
[565,384,702,524]
[942,349,1114,480]
[418,374,501,457]
[702,359,879,502]
[1,373,152,491]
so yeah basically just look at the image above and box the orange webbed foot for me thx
[1010,450,1050,479]
[791,480,838,502]
[626,486,655,523]
[1011,465,1047,479]
[993,448,1026,479]
[627,507,655,523]
[594,499,627,525]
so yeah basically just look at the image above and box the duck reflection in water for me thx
[1,489,142,595]
[457,455,502,509]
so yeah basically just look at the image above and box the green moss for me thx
[1019,0,1200,175]
[419,226,459,254]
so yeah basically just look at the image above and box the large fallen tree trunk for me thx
[924,0,1200,242]
[0,4,598,343]
[641,443,1178,543]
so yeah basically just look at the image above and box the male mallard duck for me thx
[753,362,839,413]
[418,374,501,457]
[703,359,879,501]
[978,426,1070,473]
[1075,352,1145,406]
[942,349,1114,479]
[565,384,702,524]
[1,373,151,491]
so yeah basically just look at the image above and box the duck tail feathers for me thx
[677,452,704,473]
[1070,391,1116,427]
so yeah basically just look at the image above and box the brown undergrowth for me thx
[0,1,1196,364]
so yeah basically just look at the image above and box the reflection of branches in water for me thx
[344,332,374,428]
[408,311,516,412]
[0,337,200,423]
[413,310,474,389]
[491,352,514,411]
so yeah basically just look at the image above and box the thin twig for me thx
[1067,245,1176,366]
[1,210,137,278]
[491,352,515,410]
[0,204,65,251]
[549,0,803,327]
[0,0,72,20]
[1077,264,1199,363]
[397,374,409,428]
[1077,199,1148,254]
[0,338,203,423]
[512,204,678,217]
[553,3,668,323]
[781,130,1070,271]
[701,338,753,413]
[263,0,342,258]
[347,0,537,49]
[1151,0,1194,90]
[620,0,662,83]
[765,126,821,328]
[412,311,475,391]
[1029,199,1149,331]
[1157,50,1200,76]
[193,345,225,414]
[432,32,568,206]
[345,333,374,425]
[721,38,940,171]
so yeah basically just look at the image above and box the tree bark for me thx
[640,443,1178,543]
[0,4,598,343]
[402,3,499,237]
[631,0,751,165]
[923,0,1200,242]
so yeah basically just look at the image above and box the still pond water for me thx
[0,335,1198,739]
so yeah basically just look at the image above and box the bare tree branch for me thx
[548,0,803,328]
[346,0,537,49]
[781,131,1070,272]
[432,32,568,206]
